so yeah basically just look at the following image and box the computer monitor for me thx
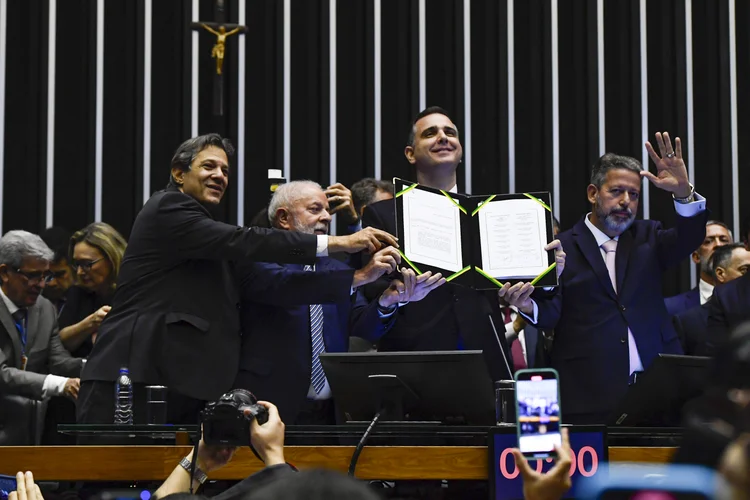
[609,354,711,426]
[319,350,496,425]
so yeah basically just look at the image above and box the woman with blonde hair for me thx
[58,222,127,357]
[43,222,127,444]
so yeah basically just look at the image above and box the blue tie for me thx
[12,309,27,352]
[305,265,327,394]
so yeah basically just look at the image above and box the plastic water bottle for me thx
[114,367,134,424]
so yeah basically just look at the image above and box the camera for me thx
[202,389,269,446]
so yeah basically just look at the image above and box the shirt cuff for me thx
[42,375,69,399]
[377,303,398,318]
[316,235,329,257]
[673,192,706,217]
[348,220,363,233]
[519,300,539,325]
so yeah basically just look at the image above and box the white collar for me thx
[698,279,714,304]
[0,286,20,315]
[448,185,458,193]
[584,212,620,248]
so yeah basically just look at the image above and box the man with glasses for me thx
[0,230,83,445]
[39,227,75,315]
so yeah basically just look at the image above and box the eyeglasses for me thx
[72,257,104,272]
[12,268,54,285]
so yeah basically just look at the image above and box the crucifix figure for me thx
[199,24,245,76]
[190,0,247,117]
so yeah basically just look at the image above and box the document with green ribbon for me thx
[393,178,557,289]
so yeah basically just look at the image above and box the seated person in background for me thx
[674,242,750,356]
[708,239,750,345]
[233,181,444,424]
[664,220,732,317]
[350,178,394,226]
[58,222,127,358]
[38,227,75,315]
[0,231,83,445]
[502,134,707,423]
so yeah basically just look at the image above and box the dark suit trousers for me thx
[77,380,206,441]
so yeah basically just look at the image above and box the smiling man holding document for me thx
[362,107,565,381]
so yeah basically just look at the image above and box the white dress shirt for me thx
[0,287,69,398]
[698,279,714,305]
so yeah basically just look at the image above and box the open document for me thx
[401,186,464,272]
[477,199,549,279]
[394,178,557,289]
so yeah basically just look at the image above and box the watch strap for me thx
[179,456,207,485]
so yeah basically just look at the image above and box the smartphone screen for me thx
[515,369,562,458]
[0,474,17,499]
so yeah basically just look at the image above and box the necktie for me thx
[304,265,327,394]
[601,239,618,293]
[11,309,27,351]
[600,239,643,375]
[504,307,527,371]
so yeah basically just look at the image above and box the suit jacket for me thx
[361,200,514,382]
[81,187,318,402]
[233,257,395,423]
[0,295,82,445]
[533,213,707,418]
[707,271,750,346]
[673,303,712,356]
[664,288,701,317]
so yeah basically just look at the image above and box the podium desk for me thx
[0,425,681,481]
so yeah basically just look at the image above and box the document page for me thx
[401,185,464,272]
[477,198,549,279]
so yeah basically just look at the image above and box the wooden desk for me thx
[0,446,676,481]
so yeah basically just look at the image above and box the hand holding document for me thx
[394,179,558,289]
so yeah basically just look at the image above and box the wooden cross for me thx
[190,0,247,116]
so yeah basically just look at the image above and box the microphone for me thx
[488,313,513,380]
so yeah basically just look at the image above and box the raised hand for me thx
[511,427,573,500]
[325,183,359,225]
[643,131,692,198]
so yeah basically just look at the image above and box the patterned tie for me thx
[504,307,527,371]
[601,239,618,293]
[305,265,327,394]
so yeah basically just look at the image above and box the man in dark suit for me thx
[707,233,750,347]
[234,181,443,424]
[363,107,565,382]
[501,133,708,423]
[674,243,750,356]
[0,231,82,445]
[78,134,398,426]
[664,220,732,316]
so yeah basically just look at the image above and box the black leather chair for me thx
[0,395,48,445]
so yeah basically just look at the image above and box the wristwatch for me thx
[672,183,695,204]
[179,456,207,485]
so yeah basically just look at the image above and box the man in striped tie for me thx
[234,181,445,424]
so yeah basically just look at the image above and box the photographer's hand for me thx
[249,401,286,466]
[511,427,572,500]
[196,437,236,473]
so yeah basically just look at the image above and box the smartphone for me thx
[515,368,562,458]
[0,474,17,500]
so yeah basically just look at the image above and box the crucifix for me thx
[190,0,247,117]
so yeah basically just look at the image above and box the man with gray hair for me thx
[0,230,83,445]
[235,181,444,424]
